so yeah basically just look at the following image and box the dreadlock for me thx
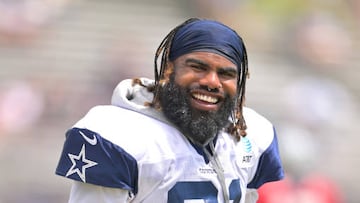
[228,40,249,141]
[151,18,199,109]
[133,18,249,142]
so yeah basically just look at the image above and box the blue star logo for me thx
[65,144,98,182]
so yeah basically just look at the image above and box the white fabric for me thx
[67,104,274,202]
[63,78,279,203]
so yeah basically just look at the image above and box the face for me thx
[173,51,238,111]
[159,52,238,146]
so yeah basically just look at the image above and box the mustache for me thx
[190,85,221,93]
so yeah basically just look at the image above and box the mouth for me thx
[192,93,219,104]
[190,91,223,111]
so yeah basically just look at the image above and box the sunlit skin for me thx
[167,52,238,112]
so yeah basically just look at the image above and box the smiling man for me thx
[160,52,238,146]
[56,18,284,203]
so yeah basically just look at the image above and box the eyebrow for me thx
[185,58,208,67]
[185,58,238,74]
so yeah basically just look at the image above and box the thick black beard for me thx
[159,80,235,146]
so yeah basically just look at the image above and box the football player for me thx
[56,18,284,203]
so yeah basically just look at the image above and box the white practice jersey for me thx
[56,104,283,203]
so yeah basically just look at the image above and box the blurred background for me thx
[0,0,359,202]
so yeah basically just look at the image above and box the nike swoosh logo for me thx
[79,130,97,145]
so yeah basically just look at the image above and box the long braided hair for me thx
[135,18,249,142]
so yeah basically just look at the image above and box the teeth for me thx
[193,93,218,103]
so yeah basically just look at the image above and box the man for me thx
[56,18,284,203]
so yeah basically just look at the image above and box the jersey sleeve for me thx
[247,128,284,189]
[55,127,139,195]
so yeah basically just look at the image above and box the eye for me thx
[218,69,237,79]
[190,64,206,71]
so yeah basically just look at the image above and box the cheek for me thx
[173,69,195,87]
[223,81,238,97]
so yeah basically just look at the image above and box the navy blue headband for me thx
[169,19,245,69]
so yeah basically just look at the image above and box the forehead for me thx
[174,51,237,69]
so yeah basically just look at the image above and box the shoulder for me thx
[243,107,273,132]
[243,107,275,151]
[74,105,179,156]
[76,105,173,138]
[242,107,284,188]
[55,105,181,193]
[76,105,156,127]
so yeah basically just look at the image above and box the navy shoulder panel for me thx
[247,128,284,189]
[55,127,138,194]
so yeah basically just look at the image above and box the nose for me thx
[199,71,221,90]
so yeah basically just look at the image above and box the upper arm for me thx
[55,127,139,193]
[247,129,284,189]
[69,181,131,203]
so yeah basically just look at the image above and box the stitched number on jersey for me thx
[168,179,241,203]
